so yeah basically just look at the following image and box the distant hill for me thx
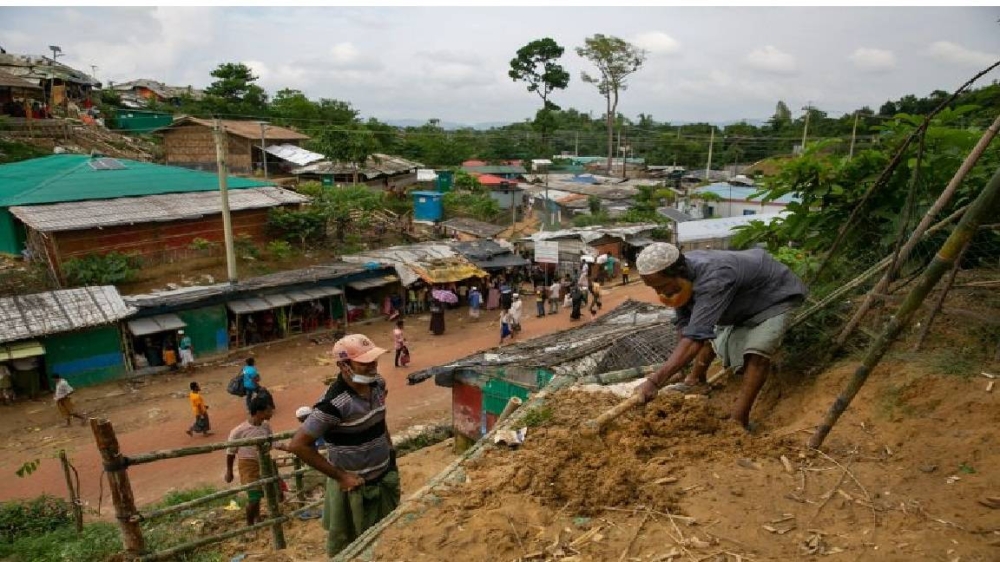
[380,118,515,130]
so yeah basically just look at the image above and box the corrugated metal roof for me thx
[10,186,308,232]
[0,154,273,207]
[0,286,135,344]
[694,183,799,205]
[461,165,527,175]
[526,224,660,245]
[347,276,399,291]
[169,117,309,141]
[0,69,42,89]
[126,313,186,336]
[656,207,694,223]
[416,169,438,181]
[292,153,422,180]
[677,213,785,243]
[0,53,100,86]
[439,218,505,239]
[264,144,325,166]
[341,243,487,286]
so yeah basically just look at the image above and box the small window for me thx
[743,209,757,216]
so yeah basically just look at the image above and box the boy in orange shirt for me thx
[186,381,212,437]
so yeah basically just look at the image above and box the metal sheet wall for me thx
[177,304,229,357]
[44,325,125,388]
[452,381,483,443]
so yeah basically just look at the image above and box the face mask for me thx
[351,373,379,385]
[657,278,693,308]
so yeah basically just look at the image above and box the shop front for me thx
[226,286,346,348]
[123,313,188,374]
[344,275,402,322]
[0,340,47,400]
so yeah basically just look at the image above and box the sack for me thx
[400,346,411,367]
[226,373,246,397]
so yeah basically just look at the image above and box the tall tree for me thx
[509,38,570,146]
[576,34,647,173]
[311,124,381,185]
[202,62,268,116]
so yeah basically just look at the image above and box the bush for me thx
[266,240,294,261]
[234,234,259,261]
[0,495,73,544]
[62,252,139,286]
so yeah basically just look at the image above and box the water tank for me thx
[412,191,444,222]
[435,170,454,192]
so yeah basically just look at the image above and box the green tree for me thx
[576,34,647,173]
[202,62,268,115]
[509,38,570,144]
[311,124,381,185]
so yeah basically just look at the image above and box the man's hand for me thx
[634,378,659,404]
[336,472,364,492]
[224,470,234,484]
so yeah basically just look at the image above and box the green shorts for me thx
[711,310,794,372]
[246,489,264,503]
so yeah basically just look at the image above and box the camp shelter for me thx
[159,117,310,174]
[121,263,395,371]
[291,153,422,191]
[438,217,505,241]
[340,242,488,287]
[0,286,135,393]
[0,154,307,283]
[676,213,786,250]
[449,239,530,272]
[522,224,660,278]
[407,300,677,450]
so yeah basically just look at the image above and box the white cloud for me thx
[849,48,896,72]
[631,32,681,56]
[926,41,997,68]
[744,46,797,75]
[329,43,361,66]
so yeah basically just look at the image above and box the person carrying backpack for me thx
[241,357,261,412]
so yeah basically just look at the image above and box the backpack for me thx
[227,372,247,397]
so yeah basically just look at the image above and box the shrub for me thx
[0,495,73,544]
[266,240,294,261]
[62,252,139,286]
[234,234,259,261]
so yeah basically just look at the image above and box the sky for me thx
[1,6,998,127]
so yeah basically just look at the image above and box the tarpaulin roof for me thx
[0,286,135,344]
[126,313,186,336]
[227,286,344,314]
[264,144,326,166]
[11,186,308,232]
[0,154,273,207]
[341,243,487,286]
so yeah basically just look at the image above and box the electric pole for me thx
[258,121,269,180]
[705,126,715,181]
[800,103,812,154]
[213,119,238,284]
[848,111,860,160]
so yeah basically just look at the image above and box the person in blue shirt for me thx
[242,357,261,412]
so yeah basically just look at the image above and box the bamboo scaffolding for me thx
[809,165,1000,449]
[912,237,975,352]
[835,113,1000,345]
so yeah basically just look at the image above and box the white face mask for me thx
[351,373,378,385]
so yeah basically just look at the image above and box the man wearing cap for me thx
[633,242,807,429]
[286,333,399,557]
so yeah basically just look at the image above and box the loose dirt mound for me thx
[372,361,1000,562]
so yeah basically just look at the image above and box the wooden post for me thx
[58,450,83,533]
[809,165,1000,449]
[292,457,305,503]
[91,418,146,556]
[256,444,286,550]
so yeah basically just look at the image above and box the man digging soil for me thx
[633,242,807,429]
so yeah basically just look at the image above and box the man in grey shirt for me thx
[633,242,807,429]
[287,333,399,557]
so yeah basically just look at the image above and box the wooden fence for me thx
[90,417,320,561]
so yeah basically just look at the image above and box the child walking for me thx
[53,374,86,426]
[499,309,514,347]
[186,381,212,437]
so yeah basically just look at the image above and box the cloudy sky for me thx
[1,6,998,126]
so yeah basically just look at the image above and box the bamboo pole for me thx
[58,450,83,533]
[835,114,1000,345]
[257,444,286,550]
[126,430,295,466]
[91,418,146,557]
[809,165,1000,449]
[292,457,306,503]
[912,237,974,352]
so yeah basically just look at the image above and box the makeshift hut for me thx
[159,117,310,174]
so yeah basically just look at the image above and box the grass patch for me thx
[523,406,554,428]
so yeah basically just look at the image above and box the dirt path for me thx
[0,281,656,513]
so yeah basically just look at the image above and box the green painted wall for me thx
[177,304,229,357]
[0,210,25,255]
[44,325,125,388]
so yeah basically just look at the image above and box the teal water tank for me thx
[412,191,444,222]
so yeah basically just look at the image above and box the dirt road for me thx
[0,281,656,513]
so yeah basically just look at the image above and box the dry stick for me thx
[506,514,526,558]
[835,112,1000,346]
[618,511,651,562]
[813,61,1000,285]
[809,448,877,544]
[809,165,1000,450]
[809,457,853,524]
[912,236,975,351]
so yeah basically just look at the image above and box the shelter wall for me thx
[176,304,229,357]
[43,325,125,388]
[50,208,275,265]
[161,127,254,173]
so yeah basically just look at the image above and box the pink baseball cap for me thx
[332,334,387,364]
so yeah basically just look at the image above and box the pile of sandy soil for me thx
[370,359,1000,562]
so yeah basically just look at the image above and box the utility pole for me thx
[213,119,238,284]
[258,121,269,180]
[672,125,681,169]
[574,131,579,157]
[848,111,860,160]
[705,126,715,181]
[800,103,812,154]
